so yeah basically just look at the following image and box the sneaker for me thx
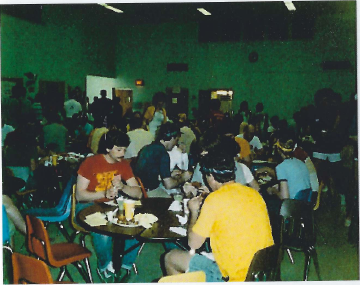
[96,267,115,283]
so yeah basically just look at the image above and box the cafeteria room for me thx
[1,1,358,283]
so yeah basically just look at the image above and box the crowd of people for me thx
[2,84,358,282]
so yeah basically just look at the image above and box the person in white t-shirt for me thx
[64,97,82,119]
[124,116,154,159]
[236,123,264,158]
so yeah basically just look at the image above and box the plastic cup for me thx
[124,200,135,221]
[117,198,125,218]
[174,194,183,202]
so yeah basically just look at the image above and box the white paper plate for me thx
[104,201,117,206]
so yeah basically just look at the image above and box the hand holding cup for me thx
[188,196,203,213]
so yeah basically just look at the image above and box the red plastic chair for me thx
[25,215,92,283]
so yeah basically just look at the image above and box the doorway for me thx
[165,87,189,120]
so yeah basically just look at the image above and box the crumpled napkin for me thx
[134,213,158,229]
[84,212,107,226]
[168,201,182,212]
[170,227,187,236]
[176,214,188,225]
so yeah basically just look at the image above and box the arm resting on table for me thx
[163,171,192,190]
[121,177,143,199]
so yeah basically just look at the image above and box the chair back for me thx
[12,252,54,284]
[3,206,13,284]
[71,184,88,233]
[245,244,281,281]
[25,215,55,262]
[57,176,77,213]
[3,205,11,245]
[279,199,315,248]
[135,176,148,199]
[158,271,206,283]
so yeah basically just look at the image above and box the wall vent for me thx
[167,63,188,72]
[322,61,352,70]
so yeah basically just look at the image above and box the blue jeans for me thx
[75,202,139,270]
[188,254,224,282]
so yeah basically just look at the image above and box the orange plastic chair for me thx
[12,252,57,284]
[135,176,148,199]
[158,271,206,283]
[70,184,93,283]
[25,215,92,283]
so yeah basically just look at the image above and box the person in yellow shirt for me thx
[164,152,274,282]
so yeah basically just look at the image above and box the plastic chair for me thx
[135,176,148,199]
[25,214,93,283]
[245,244,281,281]
[3,206,13,284]
[279,199,321,281]
[70,184,93,283]
[158,271,206,283]
[12,252,61,284]
[23,176,76,242]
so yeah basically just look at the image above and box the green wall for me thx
[1,5,117,97]
[1,2,356,120]
[115,2,356,119]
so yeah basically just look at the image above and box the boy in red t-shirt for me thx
[76,129,142,282]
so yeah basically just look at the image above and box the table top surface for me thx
[77,198,187,241]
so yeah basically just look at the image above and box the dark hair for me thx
[256,102,264,112]
[240,101,249,112]
[276,131,296,157]
[210,99,221,111]
[100,90,107,97]
[155,122,180,142]
[97,129,130,154]
[314,88,334,106]
[198,129,221,153]
[129,116,143,130]
[200,153,235,183]
[12,84,26,99]
[152,92,166,106]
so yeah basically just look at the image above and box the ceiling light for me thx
[284,1,296,11]
[98,3,123,13]
[197,8,211,16]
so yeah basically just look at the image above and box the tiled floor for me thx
[8,196,359,283]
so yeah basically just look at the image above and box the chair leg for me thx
[65,267,74,282]
[310,247,322,281]
[74,261,92,283]
[286,248,295,264]
[303,252,311,281]
[84,257,94,283]
[137,242,145,256]
[57,266,66,281]
[56,222,71,242]
[70,230,81,242]
[132,263,138,275]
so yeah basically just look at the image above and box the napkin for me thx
[168,201,182,212]
[134,213,158,229]
[176,214,188,225]
[170,227,187,236]
[84,212,108,226]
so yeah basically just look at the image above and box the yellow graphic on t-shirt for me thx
[95,171,118,192]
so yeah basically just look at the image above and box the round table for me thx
[77,197,189,275]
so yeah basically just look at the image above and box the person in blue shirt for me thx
[268,132,312,202]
